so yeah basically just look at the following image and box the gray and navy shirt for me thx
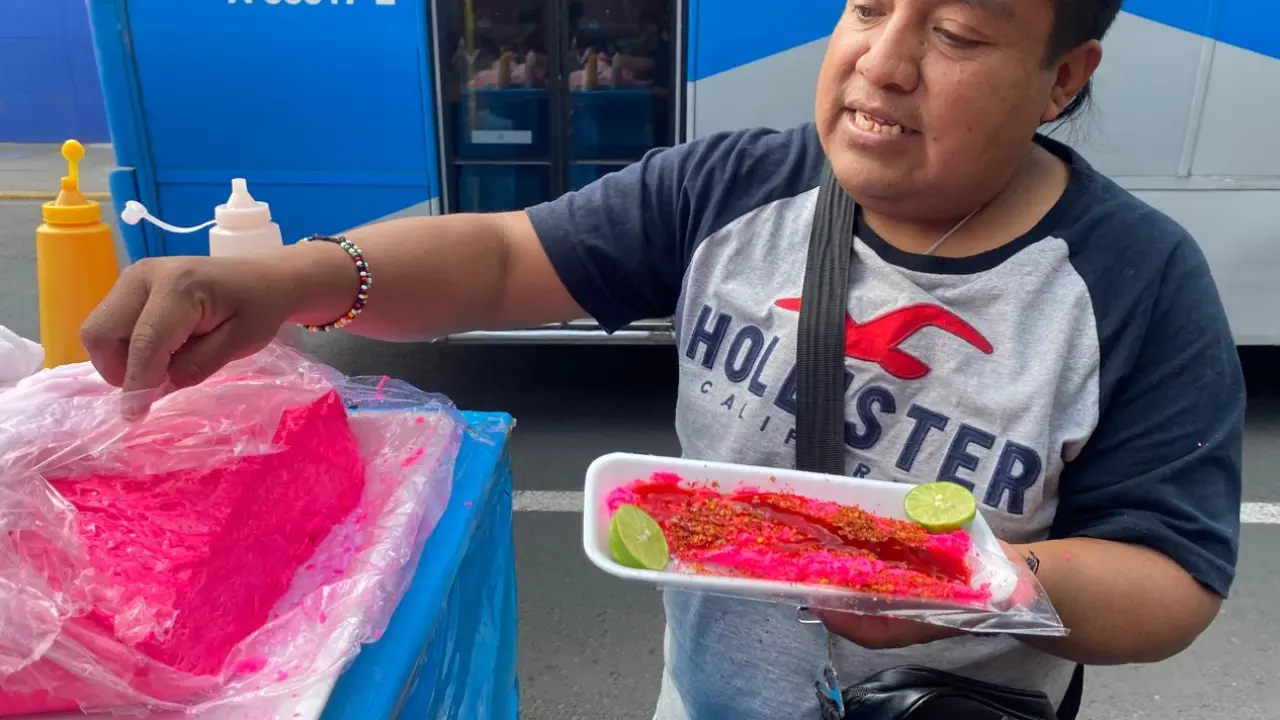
[527,123,1244,720]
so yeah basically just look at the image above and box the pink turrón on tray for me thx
[607,472,991,604]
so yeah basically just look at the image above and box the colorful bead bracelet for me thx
[297,235,372,333]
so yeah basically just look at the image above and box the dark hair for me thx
[1045,0,1123,121]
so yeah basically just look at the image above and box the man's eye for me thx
[850,4,884,21]
[936,28,980,47]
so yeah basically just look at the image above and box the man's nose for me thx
[854,21,922,93]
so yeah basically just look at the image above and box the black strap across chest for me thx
[793,164,1083,720]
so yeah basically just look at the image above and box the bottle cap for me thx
[214,178,274,231]
[42,140,102,225]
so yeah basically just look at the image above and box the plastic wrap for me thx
[0,344,467,716]
[584,453,1067,637]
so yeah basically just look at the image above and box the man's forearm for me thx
[1009,538,1222,665]
[276,212,533,341]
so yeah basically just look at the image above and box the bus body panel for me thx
[680,4,1280,344]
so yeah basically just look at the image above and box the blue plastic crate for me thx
[454,164,550,214]
[453,89,550,160]
[570,89,655,159]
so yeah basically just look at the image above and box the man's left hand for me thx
[816,610,965,650]
[819,541,1029,649]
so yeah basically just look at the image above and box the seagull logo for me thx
[774,298,993,380]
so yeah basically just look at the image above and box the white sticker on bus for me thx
[470,130,534,146]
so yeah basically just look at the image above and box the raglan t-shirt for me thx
[526,123,1245,720]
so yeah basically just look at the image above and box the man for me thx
[83,2,1242,717]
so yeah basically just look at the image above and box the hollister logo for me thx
[683,301,1042,516]
[772,298,993,380]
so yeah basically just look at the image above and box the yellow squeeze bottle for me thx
[37,140,121,368]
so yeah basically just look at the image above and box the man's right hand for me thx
[80,211,586,398]
[80,255,294,393]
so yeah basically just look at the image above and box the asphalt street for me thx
[1,199,1277,719]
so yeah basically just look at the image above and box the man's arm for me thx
[1013,234,1244,665]
[279,211,582,341]
[274,126,787,341]
[82,127,810,394]
[1008,538,1222,665]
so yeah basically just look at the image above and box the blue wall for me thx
[0,0,110,142]
[686,0,1280,82]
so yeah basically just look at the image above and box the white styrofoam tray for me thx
[583,452,1020,610]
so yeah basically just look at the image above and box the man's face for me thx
[815,0,1075,221]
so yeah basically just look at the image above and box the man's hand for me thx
[80,254,296,396]
[818,610,965,650]
[819,541,1027,649]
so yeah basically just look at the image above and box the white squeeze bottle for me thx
[121,178,301,346]
[121,178,283,257]
[209,178,283,256]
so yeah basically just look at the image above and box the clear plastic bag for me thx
[0,344,467,715]
[584,453,1067,637]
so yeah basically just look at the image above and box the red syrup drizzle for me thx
[620,472,982,601]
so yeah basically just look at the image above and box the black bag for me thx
[834,666,1067,720]
[793,164,1083,720]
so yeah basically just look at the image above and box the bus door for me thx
[433,0,680,213]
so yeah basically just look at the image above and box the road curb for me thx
[0,190,112,201]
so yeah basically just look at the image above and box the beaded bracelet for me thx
[297,235,372,332]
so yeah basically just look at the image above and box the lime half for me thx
[608,504,670,570]
[904,482,978,533]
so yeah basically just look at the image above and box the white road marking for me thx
[512,491,1280,525]
[1242,502,1280,525]
[514,490,583,513]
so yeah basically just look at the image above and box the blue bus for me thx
[88,0,1280,344]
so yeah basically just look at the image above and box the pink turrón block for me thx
[0,389,365,712]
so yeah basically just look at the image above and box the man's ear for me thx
[1042,39,1104,123]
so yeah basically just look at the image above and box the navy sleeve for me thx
[1053,226,1245,598]
[526,125,824,332]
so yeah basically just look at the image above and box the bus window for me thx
[435,0,679,211]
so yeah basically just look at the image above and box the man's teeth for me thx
[854,110,905,135]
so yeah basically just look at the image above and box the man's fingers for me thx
[84,338,132,389]
[167,321,256,389]
[817,610,959,650]
[80,264,153,387]
[121,289,202,395]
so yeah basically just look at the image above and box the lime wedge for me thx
[903,482,977,533]
[608,504,670,570]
